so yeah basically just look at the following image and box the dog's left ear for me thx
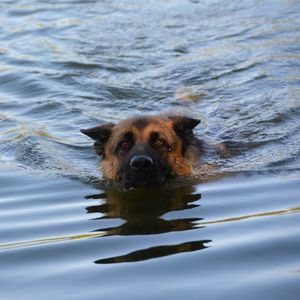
[80,123,115,156]
[169,116,200,142]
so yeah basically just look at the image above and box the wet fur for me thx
[81,115,201,186]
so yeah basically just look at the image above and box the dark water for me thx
[1,0,300,299]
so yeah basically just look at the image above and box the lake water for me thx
[0,1,300,299]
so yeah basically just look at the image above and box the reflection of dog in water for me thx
[81,114,202,188]
[85,186,211,264]
[86,186,202,236]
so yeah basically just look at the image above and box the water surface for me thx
[0,0,300,299]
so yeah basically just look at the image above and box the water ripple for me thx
[1,1,300,299]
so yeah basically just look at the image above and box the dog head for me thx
[81,115,200,188]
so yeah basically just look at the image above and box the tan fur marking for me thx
[100,115,198,180]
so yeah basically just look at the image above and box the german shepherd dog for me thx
[81,115,201,188]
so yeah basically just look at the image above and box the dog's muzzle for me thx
[120,153,169,188]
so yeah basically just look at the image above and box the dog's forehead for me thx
[108,116,177,144]
[131,117,152,129]
[129,116,166,128]
[115,116,169,132]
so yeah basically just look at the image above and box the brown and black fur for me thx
[81,115,201,188]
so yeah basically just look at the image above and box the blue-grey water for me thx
[0,1,300,299]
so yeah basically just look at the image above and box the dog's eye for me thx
[150,132,170,151]
[154,139,165,147]
[120,141,130,149]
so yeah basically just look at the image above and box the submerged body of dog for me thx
[81,115,202,188]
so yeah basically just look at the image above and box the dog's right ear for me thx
[80,123,115,156]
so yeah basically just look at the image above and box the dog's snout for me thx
[130,155,153,171]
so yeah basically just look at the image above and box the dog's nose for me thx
[130,155,153,171]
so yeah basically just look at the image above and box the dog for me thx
[81,114,201,188]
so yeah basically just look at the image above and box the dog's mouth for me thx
[119,155,170,189]
[121,168,168,188]
[122,176,166,189]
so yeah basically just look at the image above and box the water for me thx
[0,0,300,299]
